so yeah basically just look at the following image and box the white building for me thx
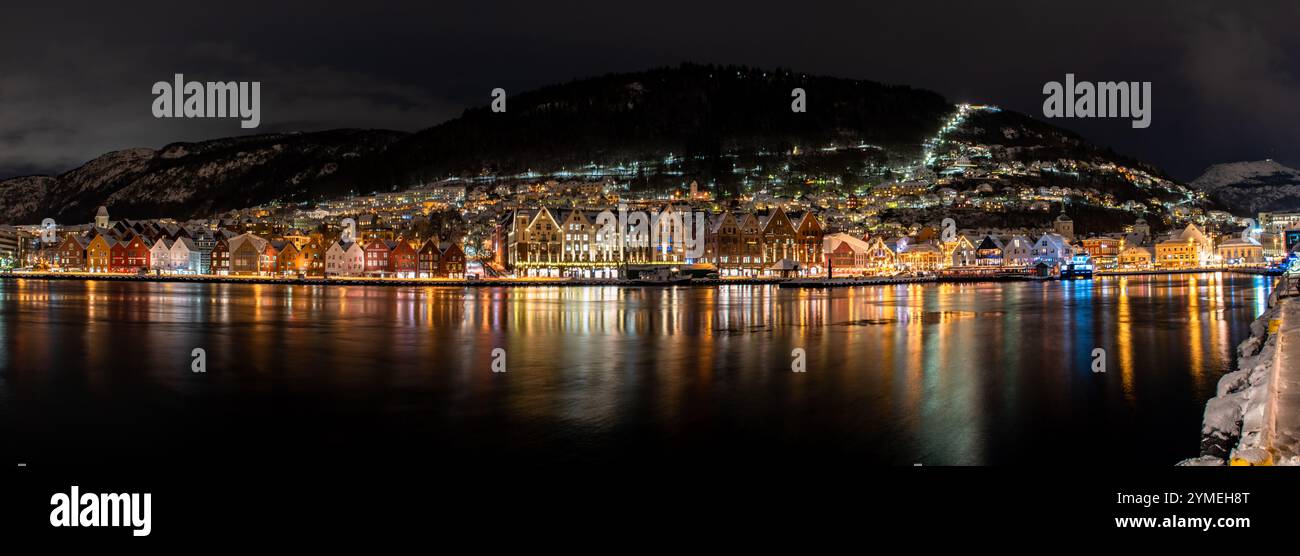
[1033,233,1073,265]
[169,237,201,273]
[325,241,365,276]
[150,238,172,271]
[1002,235,1036,267]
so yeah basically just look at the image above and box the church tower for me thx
[1053,207,1074,242]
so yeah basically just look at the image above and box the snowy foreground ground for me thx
[1181,289,1300,466]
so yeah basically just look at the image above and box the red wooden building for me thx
[124,234,152,272]
[439,242,465,278]
[389,238,418,277]
[364,239,392,275]
[110,240,129,273]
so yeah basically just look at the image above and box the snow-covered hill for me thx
[0,130,404,225]
[1190,160,1300,216]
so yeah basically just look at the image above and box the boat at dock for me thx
[1061,253,1094,279]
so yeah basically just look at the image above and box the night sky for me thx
[3,0,1297,181]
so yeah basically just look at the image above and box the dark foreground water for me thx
[0,273,1273,466]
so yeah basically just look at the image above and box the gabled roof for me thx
[823,232,875,255]
[760,207,793,233]
[905,242,942,253]
[1035,233,1069,250]
[61,235,90,249]
[976,235,1003,251]
[1218,236,1261,247]
[709,212,736,234]
[527,207,560,230]
[794,212,822,232]
[228,232,269,253]
[1004,235,1034,249]
[561,210,591,225]
[172,237,198,251]
[329,240,364,254]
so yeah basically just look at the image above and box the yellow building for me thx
[86,234,114,273]
[1155,223,1211,268]
[898,242,944,272]
[1118,245,1154,269]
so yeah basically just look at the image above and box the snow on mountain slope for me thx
[1190,160,1300,215]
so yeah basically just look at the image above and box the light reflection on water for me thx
[0,273,1273,465]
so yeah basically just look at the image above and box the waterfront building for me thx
[439,242,466,278]
[1216,236,1264,265]
[109,238,129,273]
[760,207,797,266]
[793,212,825,272]
[898,241,944,272]
[169,237,201,273]
[123,234,152,273]
[974,235,1004,266]
[325,240,365,276]
[1119,245,1154,269]
[273,241,301,275]
[55,235,88,271]
[736,213,764,276]
[506,207,562,276]
[363,239,393,276]
[0,226,22,269]
[297,238,325,277]
[417,240,442,278]
[1080,237,1121,269]
[190,232,217,274]
[228,233,270,275]
[824,233,894,276]
[390,238,419,277]
[706,212,743,276]
[86,234,113,273]
[943,235,977,267]
[1033,233,1073,265]
[150,238,172,272]
[560,210,596,268]
[1155,223,1212,268]
[211,239,231,275]
[1002,235,1036,267]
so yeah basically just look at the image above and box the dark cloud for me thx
[2,0,1297,181]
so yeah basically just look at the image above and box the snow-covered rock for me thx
[0,130,404,225]
[1188,302,1282,464]
[1189,160,1300,216]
